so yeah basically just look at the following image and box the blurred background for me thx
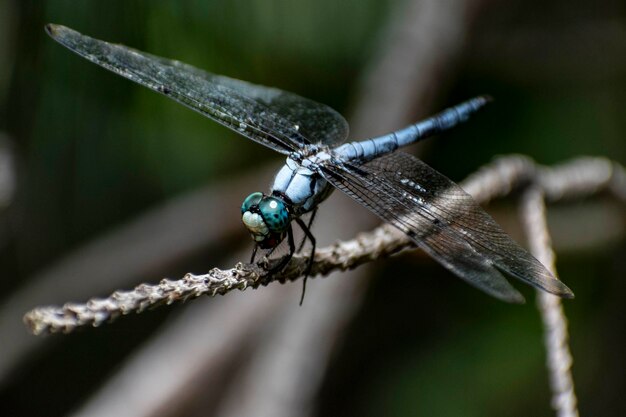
[0,0,624,416]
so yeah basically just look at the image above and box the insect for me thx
[46,24,573,304]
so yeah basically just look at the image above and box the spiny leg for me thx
[296,208,318,252]
[250,245,259,263]
[294,217,316,305]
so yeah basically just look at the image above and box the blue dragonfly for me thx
[46,24,573,304]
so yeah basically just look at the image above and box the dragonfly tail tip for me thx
[481,94,494,104]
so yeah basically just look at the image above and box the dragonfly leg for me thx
[250,245,259,263]
[294,217,316,305]
[297,208,318,252]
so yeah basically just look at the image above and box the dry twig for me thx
[522,186,579,417]
[23,223,405,335]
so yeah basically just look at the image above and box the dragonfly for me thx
[46,24,574,304]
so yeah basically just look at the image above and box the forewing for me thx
[46,24,349,153]
[320,152,573,302]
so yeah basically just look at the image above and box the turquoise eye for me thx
[258,197,289,233]
[241,192,263,214]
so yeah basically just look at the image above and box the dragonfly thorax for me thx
[241,192,290,249]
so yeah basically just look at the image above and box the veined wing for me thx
[320,152,574,303]
[46,24,349,154]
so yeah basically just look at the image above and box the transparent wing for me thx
[321,152,574,302]
[46,24,349,154]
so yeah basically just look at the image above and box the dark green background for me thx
[1,1,624,416]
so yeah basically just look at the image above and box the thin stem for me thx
[521,185,579,417]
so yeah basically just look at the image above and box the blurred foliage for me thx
[0,0,624,416]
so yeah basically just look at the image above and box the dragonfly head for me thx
[241,192,290,249]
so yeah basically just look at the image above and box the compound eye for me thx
[241,192,263,214]
[259,197,289,233]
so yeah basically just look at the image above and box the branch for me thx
[23,155,625,335]
[522,185,579,417]
[23,224,407,335]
